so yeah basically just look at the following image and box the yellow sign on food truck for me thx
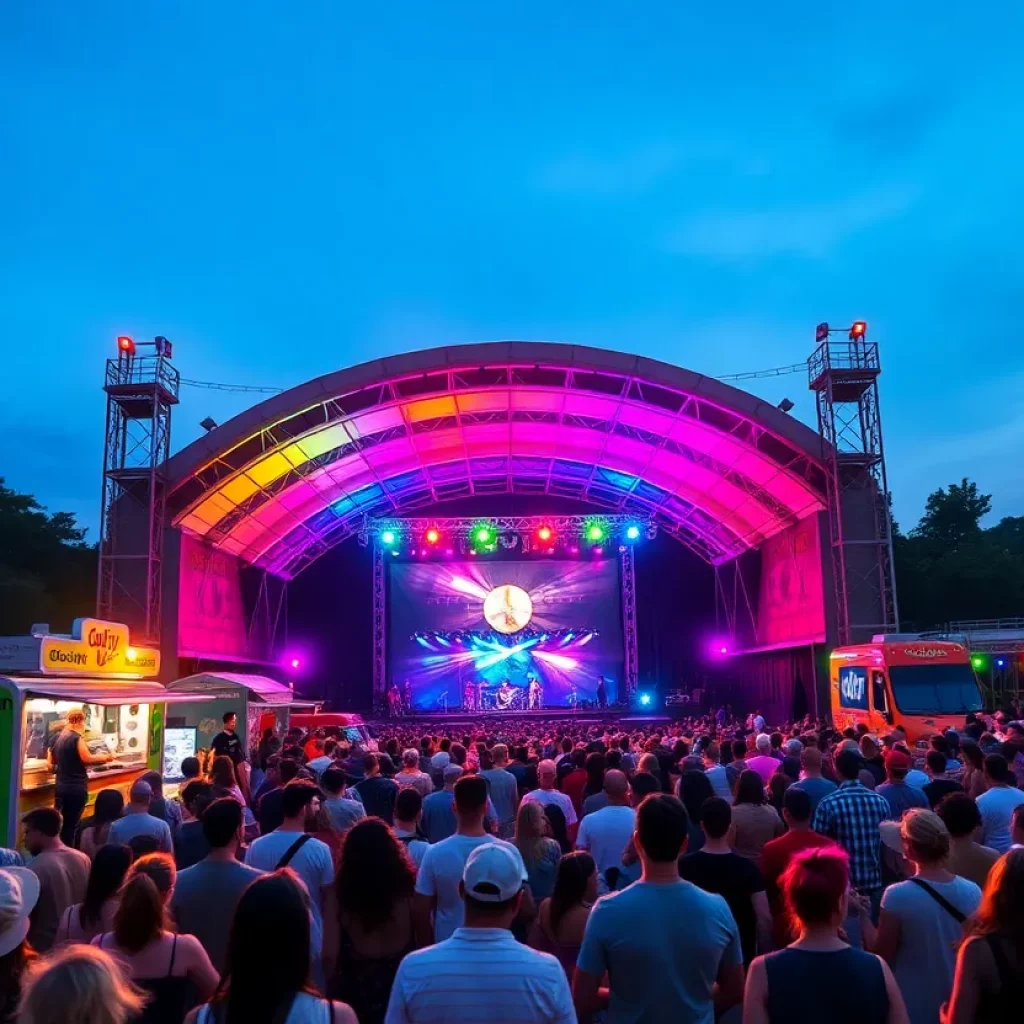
[39,618,160,677]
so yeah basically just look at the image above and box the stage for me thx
[374,707,673,728]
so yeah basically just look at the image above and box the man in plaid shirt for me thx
[813,749,890,905]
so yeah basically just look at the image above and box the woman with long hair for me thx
[960,741,988,800]
[210,756,246,805]
[513,801,563,901]
[92,853,218,1023]
[187,871,357,1024]
[528,851,596,982]
[944,848,1024,1023]
[79,789,124,859]
[323,818,417,1024]
[731,769,784,860]
[18,944,146,1024]
[56,844,132,945]
[743,847,908,1024]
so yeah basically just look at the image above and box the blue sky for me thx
[2,3,1022,540]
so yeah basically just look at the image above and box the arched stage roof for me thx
[166,342,828,578]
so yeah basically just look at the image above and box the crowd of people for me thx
[2,706,1024,1023]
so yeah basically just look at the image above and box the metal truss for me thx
[371,540,387,711]
[620,544,639,694]
[809,336,898,644]
[97,352,179,643]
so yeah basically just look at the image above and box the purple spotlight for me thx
[286,655,301,670]
[708,637,732,659]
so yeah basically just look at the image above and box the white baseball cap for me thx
[0,867,41,957]
[462,843,528,903]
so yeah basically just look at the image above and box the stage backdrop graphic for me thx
[388,559,623,710]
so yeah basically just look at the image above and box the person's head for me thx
[602,769,629,806]
[222,711,237,732]
[984,753,1012,785]
[936,791,982,840]
[834,749,863,782]
[885,749,912,782]
[442,763,463,790]
[900,808,951,867]
[66,709,86,731]
[80,845,132,929]
[543,805,570,849]
[179,757,201,781]
[637,752,660,776]
[0,865,39,964]
[754,733,772,755]
[113,854,175,952]
[320,767,345,798]
[570,749,586,771]
[782,786,813,830]
[280,781,321,828]
[926,749,948,778]
[961,739,984,771]
[734,769,766,806]
[202,797,245,852]
[491,743,509,767]
[635,794,690,864]
[138,771,164,800]
[678,769,714,823]
[336,818,416,931]
[18,944,146,1024]
[362,753,381,778]
[769,732,783,751]
[395,787,423,828]
[125,779,152,810]
[1011,804,1024,848]
[731,739,748,761]
[629,771,660,808]
[859,735,880,760]
[453,775,488,826]
[459,843,527,931]
[781,846,850,934]
[179,780,214,823]
[401,749,420,771]
[549,851,597,931]
[973,847,1024,942]
[584,752,606,788]
[91,789,125,830]
[210,755,237,791]
[700,797,732,841]
[537,759,558,788]
[277,757,301,787]
[213,871,316,1018]
[703,741,721,765]
[21,807,61,856]
[513,800,548,862]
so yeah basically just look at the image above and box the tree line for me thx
[0,476,1021,638]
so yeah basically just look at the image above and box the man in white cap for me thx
[0,865,41,1017]
[106,779,173,853]
[388,842,573,1023]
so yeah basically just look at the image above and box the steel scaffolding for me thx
[808,328,898,644]
[96,346,179,644]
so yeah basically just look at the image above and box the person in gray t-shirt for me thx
[171,797,262,972]
[321,767,366,833]
[106,780,173,853]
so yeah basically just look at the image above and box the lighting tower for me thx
[96,336,179,643]
[808,322,898,645]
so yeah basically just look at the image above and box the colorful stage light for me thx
[849,320,867,340]
[537,525,553,542]
[116,335,136,355]
[533,650,578,670]
[289,657,301,669]
[639,693,652,707]
[996,658,1006,668]
[586,523,605,543]
[425,528,440,545]
[625,525,640,541]
[381,530,397,546]
[474,525,494,546]
[971,654,986,671]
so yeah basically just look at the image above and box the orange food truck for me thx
[830,635,984,743]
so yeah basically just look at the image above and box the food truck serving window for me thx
[838,666,869,710]
[888,664,984,715]
[22,699,150,787]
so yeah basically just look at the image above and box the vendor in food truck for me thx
[46,707,114,845]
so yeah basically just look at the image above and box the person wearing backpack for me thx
[392,789,429,870]
[866,809,981,1024]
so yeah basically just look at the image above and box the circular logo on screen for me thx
[483,585,534,634]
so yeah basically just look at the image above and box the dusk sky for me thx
[2,4,1021,540]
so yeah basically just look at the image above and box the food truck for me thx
[830,635,984,743]
[0,618,211,848]
[161,672,320,780]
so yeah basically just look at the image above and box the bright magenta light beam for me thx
[533,650,578,670]
[449,576,489,600]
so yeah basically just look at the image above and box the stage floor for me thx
[375,707,672,727]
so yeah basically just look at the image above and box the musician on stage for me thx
[496,678,516,710]
[477,679,487,710]
[527,674,542,710]
[401,678,412,715]
[388,682,402,718]
[596,675,608,709]
[463,679,477,711]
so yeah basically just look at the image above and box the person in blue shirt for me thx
[876,752,929,822]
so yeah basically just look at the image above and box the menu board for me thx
[162,727,197,781]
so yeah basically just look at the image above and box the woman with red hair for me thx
[743,847,908,1024]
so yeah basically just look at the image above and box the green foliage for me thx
[895,477,1024,629]
[0,479,97,635]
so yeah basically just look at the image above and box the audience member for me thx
[106,781,173,855]
[172,798,262,973]
[746,735,781,784]
[527,851,596,983]
[0,865,39,1023]
[521,760,578,832]
[481,743,520,838]
[18,944,146,1024]
[395,749,434,798]
[388,843,572,1023]
[355,754,401,825]
[78,789,124,859]
[514,800,563,903]
[186,871,357,1024]
[702,742,732,799]
[91,853,219,1022]
[859,735,888,787]
[679,797,770,967]
[790,748,837,815]
[574,794,744,1022]
[55,843,132,946]
[877,751,929,822]
[976,754,1024,853]
[256,757,301,835]
[574,770,634,894]
[321,767,366,834]
[22,807,91,952]
[921,750,963,809]
[139,771,184,837]
[325,818,418,1024]
[935,792,1000,888]
[173,780,214,870]
[731,770,784,860]
[945,847,1024,1023]
[393,789,430,869]
[743,847,908,1024]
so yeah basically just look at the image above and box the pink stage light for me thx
[449,576,489,600]
[707,637,732,659]
[534,650,578,670]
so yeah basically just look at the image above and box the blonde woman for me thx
[18,944,146,1024]
[513,800,562,901]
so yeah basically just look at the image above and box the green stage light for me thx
[586,523,605,543]
[474,525,494,546]
[971,654,986,671]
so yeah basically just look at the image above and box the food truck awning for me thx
[0,677,217,705]
[165,672,319,708]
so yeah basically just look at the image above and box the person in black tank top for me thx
[47,709,112,846]
[744,846,908,1024]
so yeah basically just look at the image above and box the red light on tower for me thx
[537,525,553,542]
[116,335,136,355]
[849,320,867,340]
[425,528,440,545]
